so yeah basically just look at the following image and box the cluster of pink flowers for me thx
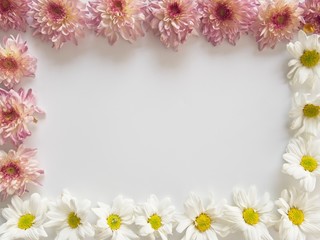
[0,34,43,200]
[0,0,320,50]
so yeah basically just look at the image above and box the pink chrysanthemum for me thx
[148,0,199,50]
[87,0,146,45]
[0,88,43,146]
[251,0,303,50]
[0,0,29,32]
[197,0,258,46]
[300,0,320,34]
[0,145,43,200]
[29,0,87,49]
[0,35,37,89]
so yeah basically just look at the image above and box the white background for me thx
[1,27,317,240]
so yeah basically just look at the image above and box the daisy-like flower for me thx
[92,195,137,240]
[300,0,320,35]
[135,195,176,240]
[176,193,228,240]
[276,188,320,240]
[0,145,44,200]
[87,0,146,45]
[148,0,199,50]
[283,137,320,192]
[197,0,258,46]
[45,190,95,240]
[223,186,275,240]
[289,92,320,136]
[0,193,48,240]
[0,0,30,32]
[287,30,320,87]
[0,35,37,89]
[29,0,87,49]
[251,0,303,50]
[0,88,43,145]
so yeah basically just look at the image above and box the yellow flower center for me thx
[242,208,259,225]
[303,104,320,118]
[288,207,304,225]
[300,155,318,172]
[17,214,35,230]
[148,214,162,230]
[303,23,316,34]
[67,212,81,229]
[300,50,320,68]
[194,213,211,232]
[107,214,122,230]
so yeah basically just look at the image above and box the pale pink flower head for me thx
[0,145,44,200]
[252,0,303,50]
[148,0,199,50]
[300,0,320,35]
[0,0,30,31]
[87,0,146,45]
[0,35,37,89]
[0,88,43,146]
[29,0,87,49]
[197,0,258,46]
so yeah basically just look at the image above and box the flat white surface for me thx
[1,30,311,240]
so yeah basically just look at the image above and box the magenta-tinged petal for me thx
[0,88,43,145]
[0,35,37,89]
[0,0,29,31]
[0,145,44,200]
[29,0,87,49]
[197,0,258,46]
[251,0,303,50]
[86,0,146,45]
[147,0,199,50]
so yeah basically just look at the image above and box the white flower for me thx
[276,188,320,240]
[283,137,320,192]
[92,195,137,240]
[289,92,320,136]
[223,186,275,240]
[287,30,320,88]
[45,189,94,240]
[176,193,228,240]
[0,193,48,240]
[135,195,176,240]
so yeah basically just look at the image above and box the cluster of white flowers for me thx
[0,187,320,240]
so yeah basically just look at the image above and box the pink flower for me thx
[0,145,44,200]
[29,0,87,49]
[0,0,30,32]
[0,88,43,146]
[148,0,199,50]
[251,0,303,50]
[0,35,37,89]
[300,0,320,34]
[87,0,146,45]
[197,0,258,46]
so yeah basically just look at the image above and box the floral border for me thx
[1,0,320,239]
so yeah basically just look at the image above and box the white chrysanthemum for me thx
[92,195,137,240]
[176,193,228,240]
[289,92,320,136]
[276,188,320,240]
[45,189,94,240]
[223,186,275,240]
[135,195,176,240]
[0,193,48,240]
[287,30,320,88]
[283,137,320,192]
